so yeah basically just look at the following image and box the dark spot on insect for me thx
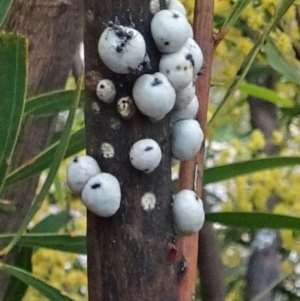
[164,41,170,46]
[91,183,101,189]
[166,70,170,74]
[185,53,195,67]
[73,156,78,163]
[100,84,105,89]
[120,41,126,47]
[195,194,199,201]
[107,21,114,27]
[145,146,153,151]
[184,66,187,71]
[173,13,179,18]
[176,66,181,70]
[151,78,162,86]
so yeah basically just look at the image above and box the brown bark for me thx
[176,1,224,301]
[84,1,178,301]
[0,0,83,298]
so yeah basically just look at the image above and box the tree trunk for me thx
[0,0,83,299]
[84,1,178,300]
[245,74,281,301]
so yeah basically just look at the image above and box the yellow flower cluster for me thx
[247,129,266,153]
[23,249,87,301]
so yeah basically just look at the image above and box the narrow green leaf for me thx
[0,77,83,256]
[0,32,27,192]
[204,156,300,185]
[0,234,86,254]
[222,0,252,28]
[0,263,75,301]
[31,210,72,233]
[2,211,72,301]
[206,212,300,230]
[239,82,293,108]
[0,0,14,26]
[209,0,295,125]
[265,38,300,86]
[4,127,85,189]
[3,247,32,301]
[25,90,83,116]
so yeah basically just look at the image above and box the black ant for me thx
[105,18,136,54]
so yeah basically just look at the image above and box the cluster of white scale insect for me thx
[67,0,205,235]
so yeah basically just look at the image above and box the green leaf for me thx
[0,32,27,192]
[31,210,72,233]
[209,0,295,125]
[265,38,300,86]
[2,211,72,301]
[25,90,83,116]
[204,156,300,185]
[0,0,14,26]
[206,212,300,230]
[0,263,75,301]
[2,247,32,301]
[0,77,83,256]
[0,234,86,254]
[4,127,85,189]
[239,82,293,108]
[222,0,252,28]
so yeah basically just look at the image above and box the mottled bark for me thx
[0,0,83,298]
[84,1,178,301]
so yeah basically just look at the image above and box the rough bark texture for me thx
[0,0,83,299]
[245,74,281,301]
[84,1,178,301]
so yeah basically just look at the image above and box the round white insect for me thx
[81,173,121,217]
[167,0,187,16]
[151,9,190,53]
[96,79,116,103]
[183,38,204,79]
[132,72,176,120]
[159,47,194,91]
[98,26,146,74]
[129,139,162,173]
[173,189,205,235]
[171,95,199,124]
[174,81,196,109]
[67,155,101,194]
[171,119,204,161]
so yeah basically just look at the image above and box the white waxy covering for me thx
[151,9,190,53]
[81,173,121,217]
[129,139,162,173]
[67,155,101,194]
[173,189,205,235]
[98,26,146,74]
